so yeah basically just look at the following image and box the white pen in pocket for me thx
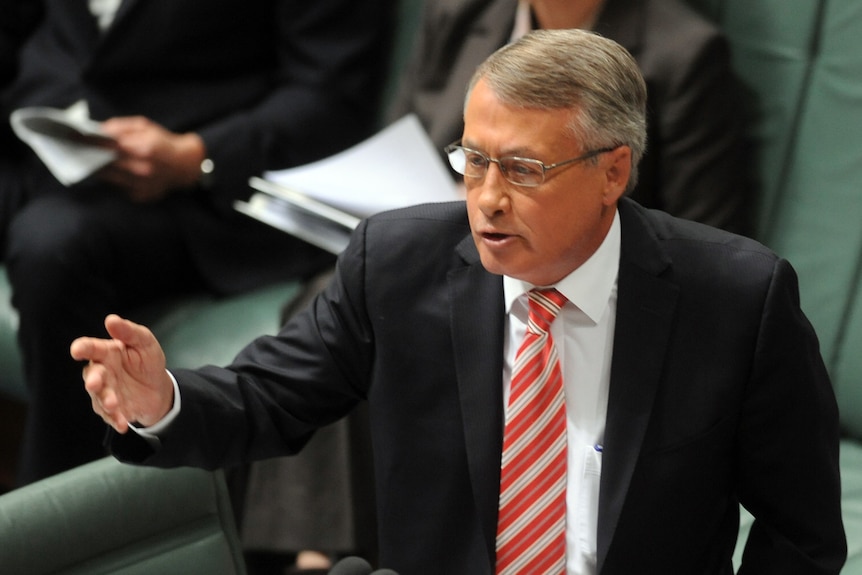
[577,443,603,569]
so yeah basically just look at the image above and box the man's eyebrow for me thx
[460,140,538,157]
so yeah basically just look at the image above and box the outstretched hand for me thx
[70,314,174,434]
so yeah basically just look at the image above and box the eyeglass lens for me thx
[447,147,545,186]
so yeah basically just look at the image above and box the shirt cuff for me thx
[128,370,182,442]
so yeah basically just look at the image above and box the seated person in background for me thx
[388,0,754,235]
[74,29,845,575]
[0,0,392,485]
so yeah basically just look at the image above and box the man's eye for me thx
[465,154,487,168]
[508,160,541,176]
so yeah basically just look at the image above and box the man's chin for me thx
[477,251,526,281]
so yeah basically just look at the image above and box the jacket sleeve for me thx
[735,258,846,574]
[0,0,42,88]
[108,218,376,469]
[197,0,394,209]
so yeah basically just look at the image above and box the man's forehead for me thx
[463,86,580,154]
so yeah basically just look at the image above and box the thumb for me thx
[103,314,154,349]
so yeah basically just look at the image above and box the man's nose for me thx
[474,162,512,213]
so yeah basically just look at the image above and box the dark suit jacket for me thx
[0,0,391,291]
[387,0,754,235]
[112,198,845,574]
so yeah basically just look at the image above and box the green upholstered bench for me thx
[685,0,862,569]
[0,456,246,575]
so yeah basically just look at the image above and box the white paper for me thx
[248,177,361,231]
[235,192,355,255]
[262,114,463,218]
[10,101,117,186]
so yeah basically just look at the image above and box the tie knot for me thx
[526,288,567,335]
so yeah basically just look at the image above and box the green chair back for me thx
[0,457,246,575]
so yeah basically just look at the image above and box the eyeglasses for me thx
[444,141,618,187]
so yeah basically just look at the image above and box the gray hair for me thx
[466,29,647,192]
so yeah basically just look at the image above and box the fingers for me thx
[69,314,133,362]
[83,358,130,434]
[73,314,168,433]
[70,334,118,363]
[71,314,160,367]
[100,115,151,138]
[97,117,199,199]
[90,395,130,434]
[103,314,156,350]
[102,117,163,157]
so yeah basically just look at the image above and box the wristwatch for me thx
[199,158,215,189]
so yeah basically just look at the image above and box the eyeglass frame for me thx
[444,140,619,188]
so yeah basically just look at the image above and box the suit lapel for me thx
[60,3,101,51]
[107,0,139,30]
[449,234,506,567]
[596,199,679,573]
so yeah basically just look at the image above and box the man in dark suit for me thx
[389,0,753,235]
[0,0,391,484]
[73,30,845,574]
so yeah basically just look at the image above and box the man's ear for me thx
[602,145,632,206]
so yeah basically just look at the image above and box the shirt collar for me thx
[504,209,620,324]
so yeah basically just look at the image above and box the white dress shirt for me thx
[503,210,620,575]
[88,0,122,31]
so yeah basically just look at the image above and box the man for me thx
[73,30,846,574]
[0,0,391,484]
[389,0,753,235]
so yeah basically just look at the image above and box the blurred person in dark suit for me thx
[0,0,392,485]
[389,0,754,235]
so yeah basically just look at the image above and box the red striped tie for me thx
[496,288,568,575]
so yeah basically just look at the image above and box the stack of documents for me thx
[235,114,463,254]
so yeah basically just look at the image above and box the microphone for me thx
[328,556,373,575]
